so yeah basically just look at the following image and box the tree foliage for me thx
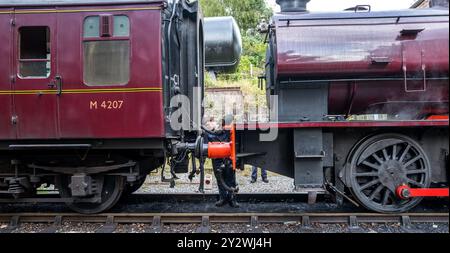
[200,0,272,33]
[200,0,272,83]
[200,0,272,121]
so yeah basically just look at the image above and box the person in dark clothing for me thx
[251,166,269,183]
[211,157,238,207]
[206,118,239,208]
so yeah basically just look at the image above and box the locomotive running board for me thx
[236,120,449,129]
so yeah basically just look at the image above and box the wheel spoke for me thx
[369,185,384,200]
[392,144,397,161]
[372,153,384,164]
[382,149,390,161]
[407,169,427,175]
[355,172,378,177]
[407,179,424,188]
[362,161,381,170]
[404,155,423,168]
[359,179,380,191]
[398,144,411,162]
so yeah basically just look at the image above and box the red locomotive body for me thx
[268,7,449,119]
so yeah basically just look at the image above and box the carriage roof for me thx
[0,0,164,7]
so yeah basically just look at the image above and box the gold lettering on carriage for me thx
[90,100,124,110]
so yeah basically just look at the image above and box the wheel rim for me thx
[57,175,124,214]
[349,134,431,213]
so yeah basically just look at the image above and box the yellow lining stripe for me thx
[0,87,162,95]
[64,87,161,91]
[0,6,160,15]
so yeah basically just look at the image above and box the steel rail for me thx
[0,193,319,203]
[0,212,447,224]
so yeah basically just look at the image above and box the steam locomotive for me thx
[240,0,449,213]
[0,0,448,214]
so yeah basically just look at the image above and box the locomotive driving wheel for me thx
[56,175,125,214]
[348,134,431,213]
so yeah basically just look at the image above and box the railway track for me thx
[0,193,316,203]
[1,193,448,212]
[0,212,448,233]
[126,193,322,203]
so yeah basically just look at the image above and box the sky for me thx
[265,0,419,12]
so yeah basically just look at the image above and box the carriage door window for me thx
[83,15,130,86]
[18,27,50,78]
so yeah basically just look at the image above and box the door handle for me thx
[55,75,62,96]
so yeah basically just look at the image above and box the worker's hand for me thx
[213,129,225,135]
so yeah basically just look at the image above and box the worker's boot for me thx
[228,196,240,208]
[215,198,227,207]
[262,177,269,183]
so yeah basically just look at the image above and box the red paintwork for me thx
[0,3,165,140]
[0,10,14,140]
[56,5,164,139]
[208,125,237,170]
[328,80,449,116]
[275,10,449,78]
[273,9,449,117]
[231,124,236,170]
[427,115,449,120]
[236,120,449,130]
[13,12,59,139]
[208,143,232,158]
[396,185,449,199]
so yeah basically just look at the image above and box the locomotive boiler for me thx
[268,0,449,121]
[235,0,449,213]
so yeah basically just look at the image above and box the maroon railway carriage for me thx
[236,0,449,213]
[0,0,213,213]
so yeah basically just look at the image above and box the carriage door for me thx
[0,10,14,140]
[13,11,58,139]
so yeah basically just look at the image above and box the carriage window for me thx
[18,27,50,78]
[83,40,130,86]
[83,16,100,38]
[83,15,130,86]
[113,16,130,37]
[83,15,129,38]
